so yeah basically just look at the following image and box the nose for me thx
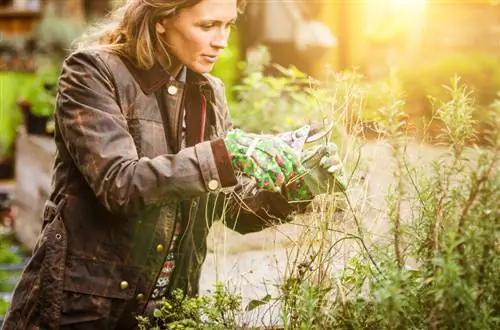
[211,28,230,50]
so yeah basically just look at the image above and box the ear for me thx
[156,20,167,34]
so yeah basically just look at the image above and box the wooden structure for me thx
[0,0,110,36]
[0,7,40,36]
[12,127,54,250]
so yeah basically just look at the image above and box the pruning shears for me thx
[276,122,335,152]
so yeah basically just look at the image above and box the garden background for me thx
[1,0,500,328]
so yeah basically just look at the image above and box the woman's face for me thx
[157,0,238,75]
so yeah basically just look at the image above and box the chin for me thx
[189,62,215,74]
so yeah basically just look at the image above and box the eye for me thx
[197,21,217,31]
[200,23,215,31]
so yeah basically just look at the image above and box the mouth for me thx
[201,54,218,64]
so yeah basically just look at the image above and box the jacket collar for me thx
[119,54,210,95]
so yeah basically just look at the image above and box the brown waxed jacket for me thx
[1,49,301,329]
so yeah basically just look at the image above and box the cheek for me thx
[164,27,214,69]
[185,30,211,53]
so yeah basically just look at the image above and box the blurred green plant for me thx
[229,47,329,134]
[0,72,35,155]
[20,60,59,118]
[0,5,82,157]
[34,4,86,66]
[400,52,500,117]
[211,29,240,105]
[0,236,23,317]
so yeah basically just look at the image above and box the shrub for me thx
[0,236,23,317]
[0,72,35,155]
[137,283,243,330]
[400,52,500,116]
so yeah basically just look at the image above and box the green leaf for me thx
[153,308,162,318]
[245,294,272,312]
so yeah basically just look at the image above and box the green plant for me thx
[20,62,59,118]
[137,74,500,329]
[34,4,86,65]
[400,52,500,117]
[137,282,243,330]
[281,77,500,329]
[0,236,23,317]
[211,29,240,104]
[0,72,36,155]
[231,64,327,134]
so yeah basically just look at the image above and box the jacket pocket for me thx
[60,257,140,326]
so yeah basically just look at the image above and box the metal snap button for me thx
[120,281,129,290]
[167,85,178,95]
[156,244,164,253]
[208,179,219,191]
[136,293,145,301]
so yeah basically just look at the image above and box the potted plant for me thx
[18,62,58,136]
[15,4,86,136]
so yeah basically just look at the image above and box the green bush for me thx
[400,52,500,115]
[0,236,23,317]
[20,61,59,118]
[137,283,243,330]
[0,72,35,155]
[211,30,240,105]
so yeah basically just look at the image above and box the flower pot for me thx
[0,156,14,180]
[17,100,52,136]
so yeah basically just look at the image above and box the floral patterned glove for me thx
[285,143,347,200]
[224,129,303,192]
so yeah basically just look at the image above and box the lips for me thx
[202,54,218,63]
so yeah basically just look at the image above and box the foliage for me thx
[0,235,23,317]
[136,282,243,330]
[211,29,240,104]
[276,77,500,329]
[34,4,86,65]
[0,62,58,156]
[0,5,82,157]
[0,72,35,155]
[229,47,330,134]
[20,60,59,118]
[138,75,500,329]
[400,52,500,116]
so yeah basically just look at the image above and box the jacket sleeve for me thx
[207,76,309,234]
[55,51,237,218]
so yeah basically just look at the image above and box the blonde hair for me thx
[75,0,246,70]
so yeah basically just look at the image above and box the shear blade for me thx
[305,122,335,143]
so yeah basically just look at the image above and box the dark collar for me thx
[119,54,210,95]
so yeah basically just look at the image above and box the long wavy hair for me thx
[74,0,246,70]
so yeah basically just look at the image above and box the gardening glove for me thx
[224,129,302,193]
[285,143,347,201]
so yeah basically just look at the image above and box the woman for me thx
[2,0,342,328]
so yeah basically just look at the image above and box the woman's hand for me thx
[285,142,347,201]
[224,129,302,192]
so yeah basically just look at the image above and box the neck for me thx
[168,61,183,78]
[156,53,183,78]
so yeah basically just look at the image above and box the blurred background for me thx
[1,0,500,323]
[1,0,500,158]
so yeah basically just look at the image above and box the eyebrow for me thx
[200,17,238,24]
